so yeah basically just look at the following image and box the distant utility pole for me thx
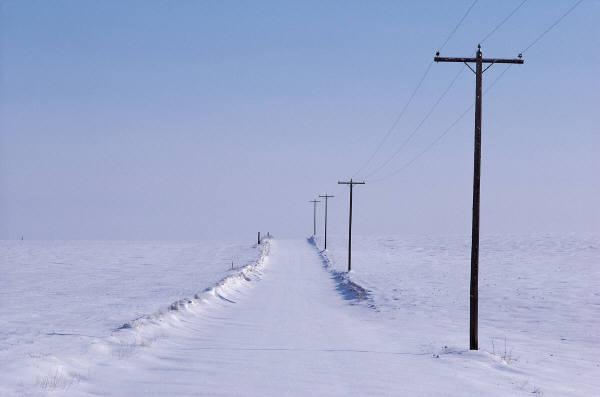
[434,44,524,351]
[318,194,334,250]
[337,179,365,272]
[309,199,320,236]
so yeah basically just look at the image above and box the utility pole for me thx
[309,199,320,236]
[318,194,334,250]
[434,45,523,350]
[337,179,365,272]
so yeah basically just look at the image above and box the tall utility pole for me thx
[309,199,320,236]
[434,45,524,351]
[318,194,334,250]
[337,179,365,272]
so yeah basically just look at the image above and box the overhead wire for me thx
[368,0,585,183]
[439,0,480,52]
[351,62,434,178]
[359,0,531,181]
[479,0,529,45]
[521,0,583,53]
[351,0,479,179]
[369,64,514,183]
[363,66,465,180]
[364,0,545,181]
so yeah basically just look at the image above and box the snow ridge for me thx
[16,239,272,395]
[117,237,271,332]
[307,236,375,308]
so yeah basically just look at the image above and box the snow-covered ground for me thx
[315,233,600,396]
[1,234,598,396]
[0,239,266,395]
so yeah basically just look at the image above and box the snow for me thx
[0,239,265,395]
[1,234,598,396]
[315,233,600,396]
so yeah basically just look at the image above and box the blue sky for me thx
[1,0,598,240]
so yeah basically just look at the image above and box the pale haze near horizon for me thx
[1,0,598,241]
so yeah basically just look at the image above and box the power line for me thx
[363,0,530,181]
[364,66,465,180]
[370,64,513,183]
[352,0,479,179]
[369,0,585,183]
[364,0,529,181]
[439,0,480,52]
[521,0,583,54]
[480,0,529,45]
[369,105,472,183]
[352,62,434,178]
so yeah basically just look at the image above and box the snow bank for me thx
[120,238,270,330]
[0,238,271,396]
[307,236,372,306]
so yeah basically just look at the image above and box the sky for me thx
[0,0,598,240]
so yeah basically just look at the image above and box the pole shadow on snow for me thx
[307,237,376,309]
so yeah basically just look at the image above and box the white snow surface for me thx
[315,233,600,396]
[0,239,265,395]
[1,234,598,396]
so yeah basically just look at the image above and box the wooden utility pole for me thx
[434,45,524,350]
[309,199,320,236]
[337,179,365,272]
[318,194,334,250]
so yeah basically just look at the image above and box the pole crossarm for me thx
[338,181,365,185]
[434,56,523,64]
[435,45,523,76]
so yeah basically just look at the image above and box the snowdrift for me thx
[308,236,374,308]
[1,238,272,396]
[118,238,271,331]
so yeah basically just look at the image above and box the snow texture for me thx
[314,233,600,396]
[1,234,598,396]
[0,239,268,395]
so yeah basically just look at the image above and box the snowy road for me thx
[74,239,532,396]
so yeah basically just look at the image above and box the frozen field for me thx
[1,234,598,396]
[315,233,600,396]
[0,239,266,395]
